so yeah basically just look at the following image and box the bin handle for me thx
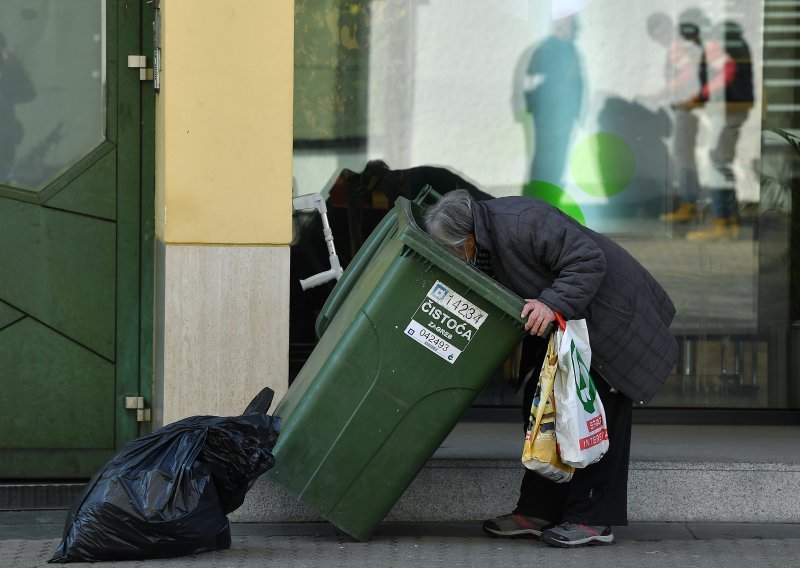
[413,185,442,206]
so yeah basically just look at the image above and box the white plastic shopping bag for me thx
[552,314,609,468]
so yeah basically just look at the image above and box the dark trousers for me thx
[514,335,633,526]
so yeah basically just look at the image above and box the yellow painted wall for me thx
[155,0,293,245]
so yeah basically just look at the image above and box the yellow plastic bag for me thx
[521,333,574,483]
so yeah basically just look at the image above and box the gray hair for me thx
[423,189,475,250]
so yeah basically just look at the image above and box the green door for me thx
[0,0,153,478]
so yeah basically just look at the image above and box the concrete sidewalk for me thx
[233,424,800,525]
[2,511,799,568]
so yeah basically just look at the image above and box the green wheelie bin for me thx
[268,195,527,540]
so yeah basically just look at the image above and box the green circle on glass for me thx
[523,180,586,226]
[570,132,635,197]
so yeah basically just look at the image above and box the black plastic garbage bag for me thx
[49,388,280,563]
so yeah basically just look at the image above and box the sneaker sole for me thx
[541,533,614,548]
[483,527,542,539]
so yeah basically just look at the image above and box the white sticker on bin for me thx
[403,281,488,364]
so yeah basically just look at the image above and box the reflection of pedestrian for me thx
[0,31,35,183]
[523,17,583,187]
[649,11,706,223]
[682,21,754,240]
[424,190,677,548]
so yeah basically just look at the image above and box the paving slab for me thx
[2,526,799,568]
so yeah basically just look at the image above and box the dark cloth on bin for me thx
[332,160,494,208]
[514,335,633,525]
[472,197,677,405]
[49,391,280,563]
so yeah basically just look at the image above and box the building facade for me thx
[0,0,798,480]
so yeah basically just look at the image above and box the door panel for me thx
[0,301,24,329]
[2,317,114,449]
[0,0,146,478]
[0,197,116,359]
[45,149,117,220]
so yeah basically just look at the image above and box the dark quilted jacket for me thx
[473,197,678,405]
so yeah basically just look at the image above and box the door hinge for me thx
[127,55,154,81]
[124,396,152,423]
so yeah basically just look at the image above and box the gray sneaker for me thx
[482,513,549,538]
[540,522,614,547]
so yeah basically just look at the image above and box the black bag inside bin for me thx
[49,388,280,563]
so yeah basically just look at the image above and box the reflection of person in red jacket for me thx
[677,21,754,240]
[648,11,706,224]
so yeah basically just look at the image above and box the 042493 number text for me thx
[418,328,449,351]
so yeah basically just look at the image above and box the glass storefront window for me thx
[291,0,800,410]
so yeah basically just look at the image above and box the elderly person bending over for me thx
[424,190,677,548]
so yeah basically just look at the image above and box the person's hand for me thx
[521,299,556,337]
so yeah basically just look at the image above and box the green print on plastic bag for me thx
[570,341,597,413]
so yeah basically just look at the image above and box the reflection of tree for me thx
[14,122,62,187]
[294,0,371,142]
[0,31,36,183]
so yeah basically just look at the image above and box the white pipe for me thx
[293,193,344,290]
